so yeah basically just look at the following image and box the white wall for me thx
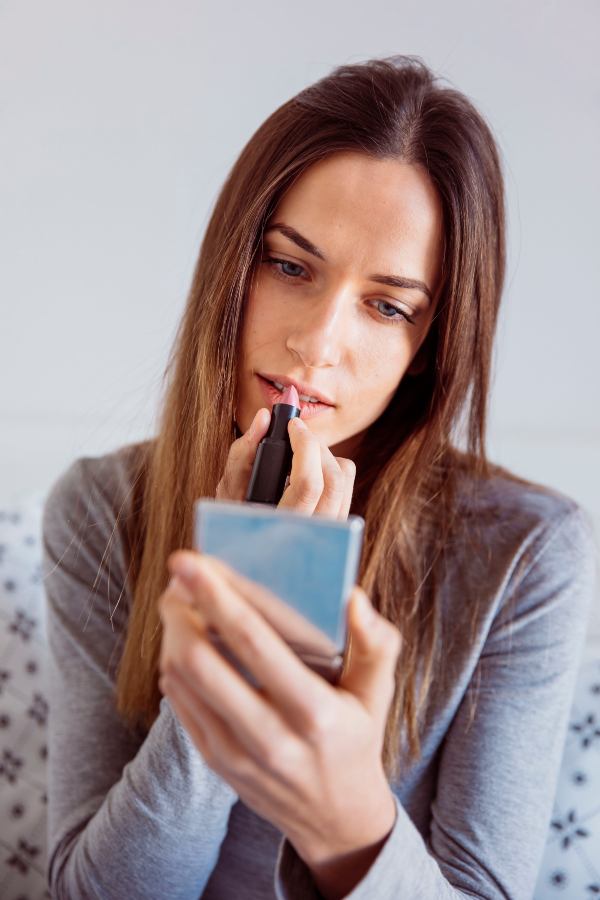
[2,0,598,634]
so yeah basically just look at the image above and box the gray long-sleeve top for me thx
[41,442,598,900]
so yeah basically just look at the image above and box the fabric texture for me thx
[0,493,50,900]
[532,646,600,897]
[40,442,598,900]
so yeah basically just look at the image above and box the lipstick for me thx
[245,384,301,504]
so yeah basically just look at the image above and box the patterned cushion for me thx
[0,492,598,899]
[0,493,49,900]
[533,643,600,897]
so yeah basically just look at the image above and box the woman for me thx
[42,55,596,899]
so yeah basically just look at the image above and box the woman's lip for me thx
[259,372,335,407]
[257,375,335,419]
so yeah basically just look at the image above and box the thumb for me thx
[216,407,271,501]
[338,587,402,724]
[240,407,271,455]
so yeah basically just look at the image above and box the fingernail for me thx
[245,415,257,438]
[166,572,198,609]
[291,416,304,428]
[170,554,199,581]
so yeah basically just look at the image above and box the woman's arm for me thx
[274,505,597,900]
[43,457,238,900]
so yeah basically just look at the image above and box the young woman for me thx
[42,55,596,899]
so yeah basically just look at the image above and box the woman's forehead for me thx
[266,154,444,299]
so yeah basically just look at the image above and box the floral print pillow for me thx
[533,643,600,898]
[0,493,49,900]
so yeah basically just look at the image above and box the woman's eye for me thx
[262,256,415,326]
[374,300,415,325]
[263,256,306,279]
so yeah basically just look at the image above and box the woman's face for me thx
[237,151,444,460]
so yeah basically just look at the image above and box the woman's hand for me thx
[216,408,356,519]
[158,552,402,893]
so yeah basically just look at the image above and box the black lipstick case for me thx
[245,400,301,504]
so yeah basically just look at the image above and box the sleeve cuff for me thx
[275,836,324,899]
[274,794,434,900]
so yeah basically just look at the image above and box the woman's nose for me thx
[284,290,348,369]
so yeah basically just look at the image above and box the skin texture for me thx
[237,150,444,460]
[158,153,444,897]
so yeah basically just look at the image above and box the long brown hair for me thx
[115,54,525,780]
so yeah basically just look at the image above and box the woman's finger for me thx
[160,668,247,776]
[158,580,208,674]
[339,586,402,728]
[167,551,333,730]
[312,444,347,519]
[160,673,212,760]
[159,623,296,772]
[215,407,271,502]
[334,456,356,520]
[161,670,295,810]
[277,418,324,515]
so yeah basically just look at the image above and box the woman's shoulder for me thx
[41,441,151,635]
[437,460,598,684]
[450,458,597,592]
[43,440,149,522]
[454,457,590,535]
[42,440,151,558]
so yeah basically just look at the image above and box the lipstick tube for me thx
[245,386,301,505]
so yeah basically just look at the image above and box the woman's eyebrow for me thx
[264,221,433,304]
